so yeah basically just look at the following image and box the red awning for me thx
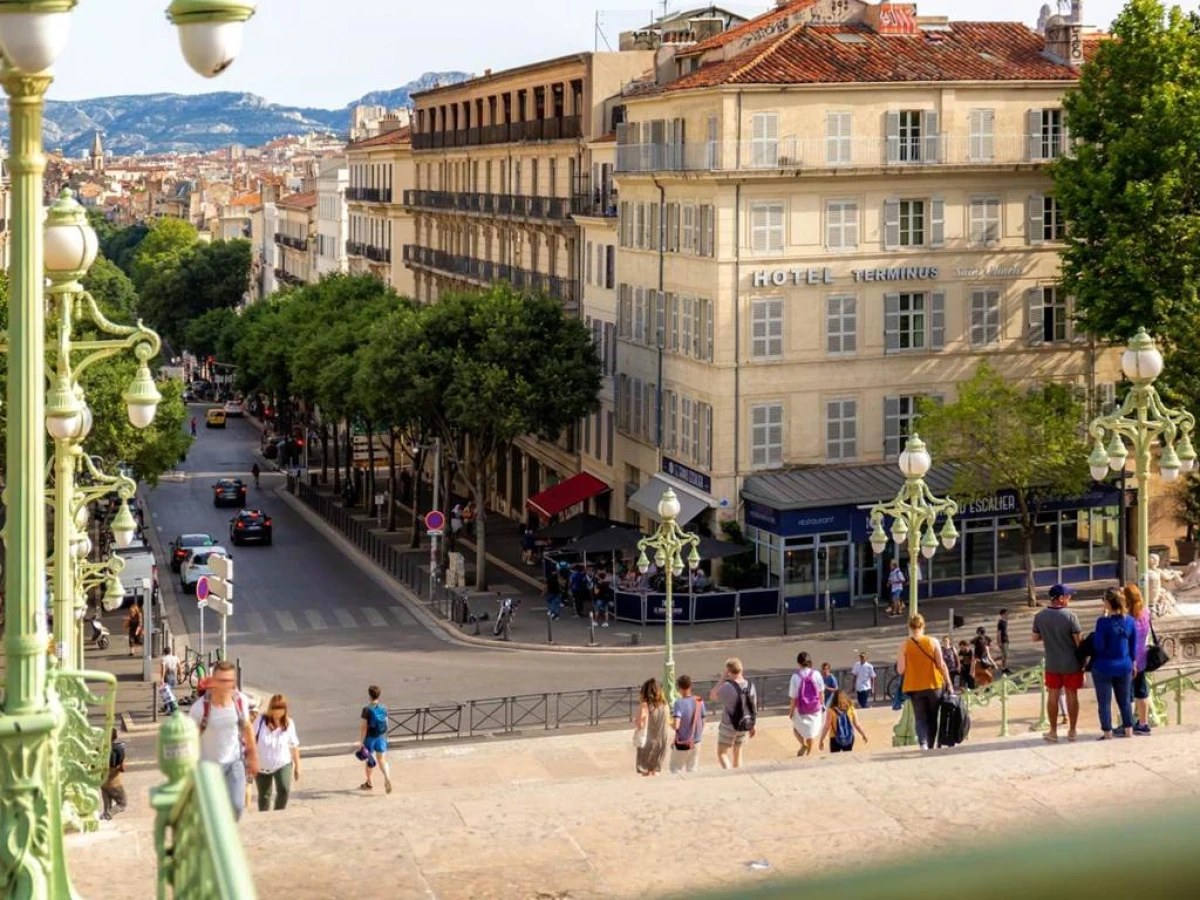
[526,472,610,519]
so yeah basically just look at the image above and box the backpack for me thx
[834,709,855,747]
[797,669,822,716]
[198,692,248,758]
[729,680,757,732]
[366,703,388,737]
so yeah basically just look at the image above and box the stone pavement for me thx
[66,689,1200,899]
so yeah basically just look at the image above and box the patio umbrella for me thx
[536,514,635,541]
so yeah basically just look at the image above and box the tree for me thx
[100,222,150,275]
[184,307,240,361]
[83,255,139,321]
[916,364,1090,606]
[129,217,198,292]
[1055,0,1200,408]
[141,239,251,348]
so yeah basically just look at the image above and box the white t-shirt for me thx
[852,661,876,692]
[190,691,249,766]
[161,654,180,683]
[254,718,299,773]
[787,668,824,711]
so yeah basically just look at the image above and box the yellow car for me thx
[205,408,227,429]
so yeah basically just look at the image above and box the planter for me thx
[1176,539,1198,566]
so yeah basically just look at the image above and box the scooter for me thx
[84,615,110,651]
[493,596,520,639]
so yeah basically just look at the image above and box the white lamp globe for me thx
[73,534,91,559]
[44,189,98,275]
[898,434,932,478]
[168,1,257,79]
[1120,328,1164,383]
[657,489,681,521]
[0,4,73,74]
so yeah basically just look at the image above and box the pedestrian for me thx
[820,661,838,708]
[789,652,825,758]
[1125,583,1153,736]
[634,677,668,776]
[997,609,1011,674]
[851,651,876,708]
[669,675,705,774]
[957,640,975,690]
[941,635,960,686]
[125,602,143,657]
[819,690,869,754]
[521,526,537,565]
[160,644,181,690]
[463,500,476,537]
[895,614,954,750]
[543,565,563,620]
[189,659,259,821]
[359,684,393,793]
[190,416,197,436]
[570,563,591,617]
[594,568,613,628]
[887,560,906,616]
[972,626,995,687]
[253,694,300,811]
[1032,583,1083,743]
[1092,587,1137,740]
[100,728,126,820]
[708,657,757,769]
[450,503,463,538]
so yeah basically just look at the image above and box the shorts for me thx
[1133,670,1149,700]
[717,724,750,746]
[829,738,853,754]
[362,735,388,754]
[1044,671,1084,691]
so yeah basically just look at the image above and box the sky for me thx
[38,0,1200,109]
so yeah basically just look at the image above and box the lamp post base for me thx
[892,699,917,747]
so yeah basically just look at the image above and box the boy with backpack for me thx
[100,728,126,820]
[359,684,393,794]
[819,690,869,754]
[188,659,259,820]
[707,657,757,770]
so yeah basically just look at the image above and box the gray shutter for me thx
[885,111,901,163]
[1027,287,1045,346]
[930,198,945,248]
[1027,109,1042,161]
[884,396,900,456]
[884,293,901,352]
[883,200,900,249]
[930,291,946,350]
[1028,194,1045,245]
[923,110,940,162]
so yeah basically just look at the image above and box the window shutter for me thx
[669,293,679,351]
[1027,287,1045,346]
[1027,109,1042,161]
[930,198,945,248]
[604,322,615,374]
[1069,297,1085,343]
[884,396,899,456]
[1028,194,1045,246]
[666,203,677,252]
[922,110,940,162]
[883,200,900,250]
[705,298,714,360]
[705,205,715,256]
[826,202,842,250]
[655,290,666,349]
[673,117,686,169]
[693,299,704,357]
[884,293,901,352]
[930,291,946,350]
[885,111,901,163]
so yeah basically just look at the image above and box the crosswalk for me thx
[212,605,418,636]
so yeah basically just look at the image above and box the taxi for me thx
[205,408,227,428]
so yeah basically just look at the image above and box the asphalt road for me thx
[140,408,1062,748]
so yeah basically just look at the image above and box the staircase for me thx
[66,690,1200,899]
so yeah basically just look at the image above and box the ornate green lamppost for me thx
[0,2,256,894]
[868,434,959,747]
[1087,329,1196,595]
[636,489,701,705]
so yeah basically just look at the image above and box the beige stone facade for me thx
[346,122,415,297]
[274,190,317,287]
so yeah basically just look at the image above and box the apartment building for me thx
[346,121,415,296]
[274,190,317,287]
[315,158,348,279]
[611,0,1123,609]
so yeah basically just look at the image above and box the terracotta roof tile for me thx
[228,192,261,208]
[276,190,318,210]
[686,0,816,55]
[348,126,411,150]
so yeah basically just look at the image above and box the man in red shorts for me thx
[1033,584,1083,742]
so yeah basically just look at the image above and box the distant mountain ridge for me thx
[0,71,469,156]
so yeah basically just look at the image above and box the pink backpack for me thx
[797,669,823,715]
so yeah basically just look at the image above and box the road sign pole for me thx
[199,605,205,656]
[221,613,227,658]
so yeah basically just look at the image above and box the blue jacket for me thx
[1092,613,1137,677]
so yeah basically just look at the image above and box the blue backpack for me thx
[834,708,855,747]
[367,703,388,737]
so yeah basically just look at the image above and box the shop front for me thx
[743,465,1123,613]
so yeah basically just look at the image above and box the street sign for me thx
[197,598,209,609]
[206,596,233,617]
[195,576,210,603]
[425,510,445,532]
[209,554,233,582]
[207,575,233,602]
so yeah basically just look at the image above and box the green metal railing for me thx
[960,661,1049,736]
[53,667,118,833]
[1148,666,1200,727]
[151,712,257,900]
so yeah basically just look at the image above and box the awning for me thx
[526,472,610,518]
[627,475,711,526]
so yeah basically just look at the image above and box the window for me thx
[751,403,783,469]
[635,204,646,248]
[666,292,679,351]
[826,295,857,355]
[884,198,943,249]
[899,199,924,246]
[969,197,1001,246]
[648,202,660,251]
[605,245,615,288]
[1032,195,1066,242]
[1028,286,1071,344]
[617,284,632,337]
[665,390,677,452]
[825,200,858,250]
[886,109,938,163]
[682,205,695,254]
[751,298,783,359]
[750,112,779,168]
[696,402,713,468]
[682,296,693,354]
[826,111,852,165]
[619,202,631,246]
[585,241,593,283]
[885,291,945,352]
[699,204,715,256]
[825,399,857,462]
[969,109,995,161]
[884,395,927,458]
[681,396,693,458]
[633,288,646,344]
[970,288,1001,346]
[1029,108,1065,160]
[706,114,721,169]
[699,297,713,360]
[750,202,784,252]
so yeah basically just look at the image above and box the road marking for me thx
[303,609,328,630]
[275,610,299,632]
[388,606,416,626]
[360,607,387,628]
[244,612,267,634]
[333,607,358,629]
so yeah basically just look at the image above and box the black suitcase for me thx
[937,692,970,748]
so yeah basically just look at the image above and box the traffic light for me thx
[295,437,305,448]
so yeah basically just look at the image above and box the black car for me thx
[170,532,216,571]
[230,509,272,546]
[212,478,247,508]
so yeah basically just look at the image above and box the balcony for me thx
[346,187,394,204]
[403,244,578,308]
[571,190,617,218]
[365,245,392,264]
[273,267,303,286]
[346,240,367,257]
[411,115,582,151]
[274,232,308,251]
[615,134,1058,174]
[402,189,572,222]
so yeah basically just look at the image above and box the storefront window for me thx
[1090,506,1120,563]
[817,535,851,595]
[748,527,782,583]
[997,518,1025,574]
[930,532,961,581]
[784,536,816,598]
[1031,513,1058,570]
[1060,510,1090,567]
[964,519,995,577]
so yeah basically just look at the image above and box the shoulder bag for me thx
[1145,619,1170,673]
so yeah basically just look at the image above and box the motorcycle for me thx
[493,596,520,639]
[84,616,111,651]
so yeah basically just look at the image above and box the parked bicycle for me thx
[493,596,520,640]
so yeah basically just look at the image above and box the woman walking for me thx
[634,678,669,776]
[819,690,869,754]
[1093,587,1137,740]
[1125,583,1153,736]
[254,694,300,811]
[896,614,954,750]
[789,652,826,757]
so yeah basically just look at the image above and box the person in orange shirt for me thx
[896,614,955,750]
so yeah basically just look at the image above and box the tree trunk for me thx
[1022,520,1038,607]
[409,446,425,549]
[474,462,488,591]
[363,420,375,515]
[386,427,398,533]
[331,420,342,494]
[344,423,354,501]
[320,422,329,485]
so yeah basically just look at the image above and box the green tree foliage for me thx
[1055,0,1200,407]
[83,255,139,321]
[140,239,252,349]
[129,217,198,292]
[99,222,150,274]
[184,307,240,362]
[916,365,1090,605]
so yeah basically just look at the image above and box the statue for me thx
[1146,553,1179,618]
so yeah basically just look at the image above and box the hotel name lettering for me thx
[750,263,1028,288]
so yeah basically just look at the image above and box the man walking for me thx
[708,657,757,769]
[669,675,706,774]
[887,560,906,616]
[189,659,259,820]
[851,651,876,708]
[997,608,1011,674]
[1033,584,1084,743]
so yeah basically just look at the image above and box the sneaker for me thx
[1133,723,1151,736]
[601,622,609,628]
[1112,730,1129,738]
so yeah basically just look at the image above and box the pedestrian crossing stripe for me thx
[333,607,357,628]
[276,610,299,632]
[222,607,417,634]
[303,609,328,630]
[360,607,387,628]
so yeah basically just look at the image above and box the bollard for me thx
[153,681,159,722]
[546,610,554,644]
[830,596,837,632]
[999,673,1011,737]
[588,611,597,647]
[1031,659,1049,732]
[734,599,741,640]
[781,598,789,636]
[873,597,879,628]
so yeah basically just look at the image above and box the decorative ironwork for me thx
[52,668,117,833]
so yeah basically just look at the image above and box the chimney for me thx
[379,114,403,134]
[1043,0,1085,68]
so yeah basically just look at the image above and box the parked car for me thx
[229,510,272,546]
[205,408,226,428]
[223,399,244,417]
[114,544,155,605]
[170,533,216,571]
[212,478,247,508]
[180,546,229,594]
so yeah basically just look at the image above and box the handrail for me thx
[152,712,257,899]
[53,667,118,832]
[959,661,1048,737]
[1148,665,1200,727]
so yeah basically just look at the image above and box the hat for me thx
[1049,584,1075,600]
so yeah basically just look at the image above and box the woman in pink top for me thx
[1124,584,1152,736]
